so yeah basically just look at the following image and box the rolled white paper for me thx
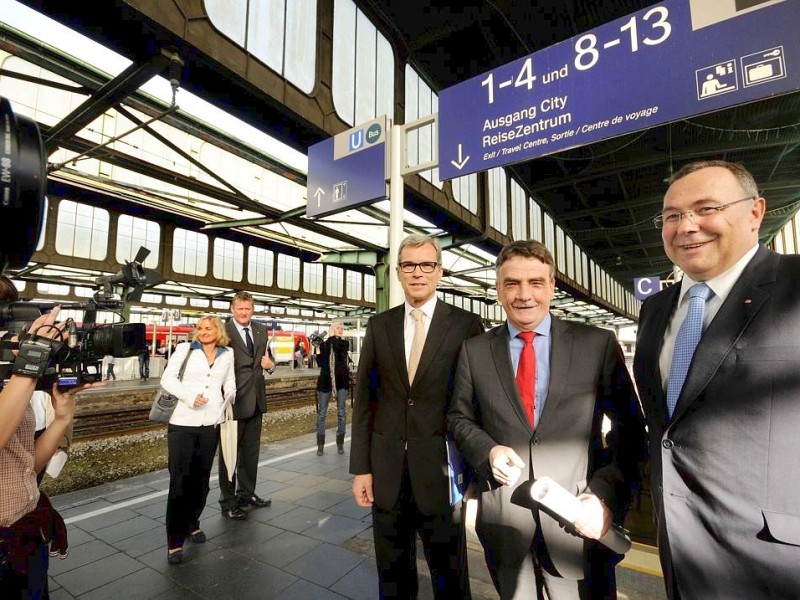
[529,476,632,554]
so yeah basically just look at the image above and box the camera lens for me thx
[1,96,46,272]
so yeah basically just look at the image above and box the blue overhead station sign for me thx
[306,116,388,218]
[438,0,800,180]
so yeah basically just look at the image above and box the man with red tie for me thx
[449,240,645,599]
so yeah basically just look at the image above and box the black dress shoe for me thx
[222,506,247,520]
[240,495,272,508]
[189,530,207,543]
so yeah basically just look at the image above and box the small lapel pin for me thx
[744,298,752,305]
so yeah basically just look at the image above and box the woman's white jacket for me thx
[160,341,236,427]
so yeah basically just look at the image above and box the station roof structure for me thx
[3,0,799,328]
[362,0,800,280]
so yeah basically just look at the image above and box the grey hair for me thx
[397,234,442,264]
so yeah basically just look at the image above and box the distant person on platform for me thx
[218,291,275,520]
[161,315,236,564]
[350,234,484,598]
[105,354,116,380]
[294,341,307,369]
[315,322,350,456]
[634,160,800,599]
[139,346,151,381]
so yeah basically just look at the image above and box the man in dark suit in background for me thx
[350,234,484,598]
[634,160,800,599]
[449,240,645,599]
[219,290,275,520]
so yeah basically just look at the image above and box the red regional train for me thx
[143,324,309,365]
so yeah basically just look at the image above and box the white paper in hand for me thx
[45,450,68,478]
[529,476,632,554]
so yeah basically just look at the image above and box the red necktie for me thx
[516,331,537,426]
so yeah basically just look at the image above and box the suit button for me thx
[662,439,674,449]
[407,399,415,406]
[532,437,540,446]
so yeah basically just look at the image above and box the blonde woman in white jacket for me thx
[160,315,236,564]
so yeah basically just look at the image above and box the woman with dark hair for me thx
[315,322,350,455]
[160,315,236,564]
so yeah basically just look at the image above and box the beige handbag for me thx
[219,403,237,481]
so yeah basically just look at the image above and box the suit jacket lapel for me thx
[642,285,680,426]
[491,324,531,431]
[385,306,409,388]
[674,246,776,419]
[539,317,572,425]
[226,320,245,352]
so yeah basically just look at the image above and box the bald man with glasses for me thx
[350,233,484,599]
[634,160,800,599]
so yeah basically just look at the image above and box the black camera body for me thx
[0,300,146,389]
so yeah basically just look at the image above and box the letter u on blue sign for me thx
[349,129,364,152]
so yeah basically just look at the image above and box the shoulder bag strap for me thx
[177,347,195,381]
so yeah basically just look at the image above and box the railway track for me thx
[73,382,330,440]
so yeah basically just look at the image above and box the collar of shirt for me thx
[404,295,438,325]
[676,243,759,310]
[189,340,228,359]
[507,313,552,343]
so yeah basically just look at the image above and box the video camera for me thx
[1,96,147,389]
[309,331,327,349]
[0,299,145,389]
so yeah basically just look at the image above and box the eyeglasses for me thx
[398,261,439,273]
[653,196,755,229]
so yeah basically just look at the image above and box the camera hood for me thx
[1,96,46,275]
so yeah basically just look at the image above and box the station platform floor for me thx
[48,427,668,599]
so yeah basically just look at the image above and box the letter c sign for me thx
[634,277,661,300]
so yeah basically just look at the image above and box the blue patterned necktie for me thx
[666,283,712,417]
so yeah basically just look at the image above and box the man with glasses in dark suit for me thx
[350,234,484,598]
[635,160,800,599]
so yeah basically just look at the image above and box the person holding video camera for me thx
[1,277,97,598]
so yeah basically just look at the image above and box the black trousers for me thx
[166,424,218,548]
[218,411,262,509]
[138,354,149,379]
[371,463,471,599]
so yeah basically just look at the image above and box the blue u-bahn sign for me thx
[307,116,388,218]
[438,0,800,179]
